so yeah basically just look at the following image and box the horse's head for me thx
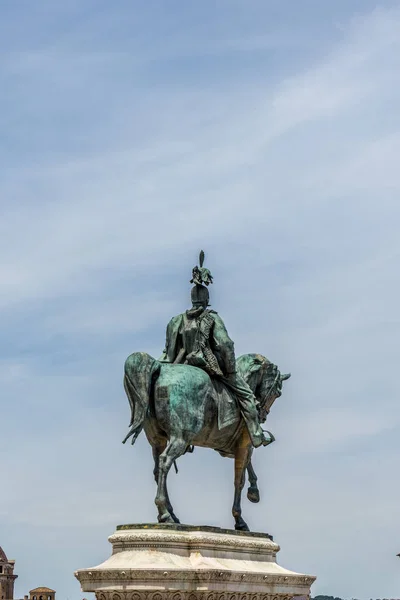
[237,353,291,423]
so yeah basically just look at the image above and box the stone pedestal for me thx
[75,524,315,600]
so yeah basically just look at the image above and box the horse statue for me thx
[122,351,290,531]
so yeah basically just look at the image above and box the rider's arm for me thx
[159,322,172,362]
[211,314,236,375]
[158,316,182,362]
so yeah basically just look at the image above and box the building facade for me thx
[0,547,55,600]
[0,547,18,600]
[29,588,55,600]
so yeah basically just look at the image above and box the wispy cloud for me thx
[1,3,400,600]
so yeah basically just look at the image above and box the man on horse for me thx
[159,252,271,448]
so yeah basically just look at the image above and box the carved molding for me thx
[94,592,309,600]
[109,532,279,553]
[75,569,315,587]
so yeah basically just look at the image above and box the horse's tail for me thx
[122,352,161,446]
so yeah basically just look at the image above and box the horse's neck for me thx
[245,370,260,395]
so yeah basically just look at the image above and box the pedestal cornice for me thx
[75,524,315,600]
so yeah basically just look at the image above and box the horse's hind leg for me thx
[155,437,187,524]
[233,436,252,531]
[152,444,180,523]
[247,455,260,503]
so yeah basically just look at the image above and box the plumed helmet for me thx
[190,251,213,307]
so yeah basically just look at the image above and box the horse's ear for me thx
[280,373,291,381]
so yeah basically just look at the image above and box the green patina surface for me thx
[121,251,290,532]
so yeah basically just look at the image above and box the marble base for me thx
[75,524,315,600]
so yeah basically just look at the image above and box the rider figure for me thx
[159,252,271,448]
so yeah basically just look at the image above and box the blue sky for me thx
[1,1,400,599]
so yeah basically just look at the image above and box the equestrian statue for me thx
[122,251,290,531]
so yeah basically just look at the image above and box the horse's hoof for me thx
[235,518,250,532]
[247,486,260,503]
[158,513,175,524]
[171,513,180,524]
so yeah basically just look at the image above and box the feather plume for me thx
[199,250,205,267]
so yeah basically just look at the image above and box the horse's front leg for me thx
[247,455,260,503]
[152,444,180,523]
[155,437,187,524]
[233,433,252,531]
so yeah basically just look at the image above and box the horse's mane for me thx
[237,353,270,368]
[236,353,273,391]
[236,353,270,374]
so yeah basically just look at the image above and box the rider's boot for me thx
[237,395,274,447]
[245,421,274,448]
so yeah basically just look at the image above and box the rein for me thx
[258,366,280,414]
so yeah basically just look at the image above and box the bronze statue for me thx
[123,252,290,530]
[160,252,272,448]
